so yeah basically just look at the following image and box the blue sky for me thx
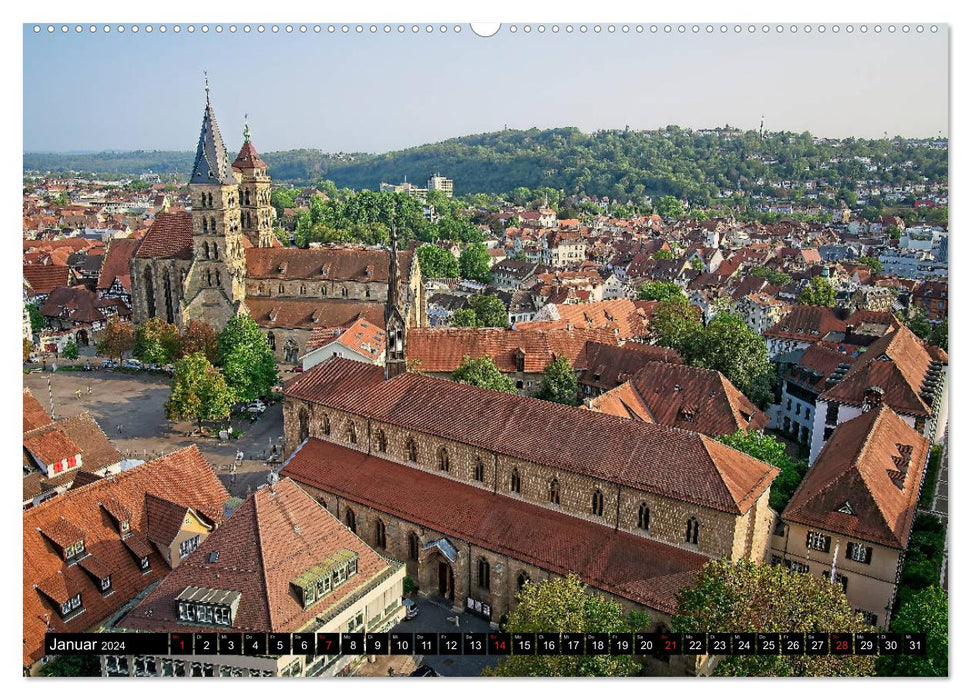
[23,24,948,153]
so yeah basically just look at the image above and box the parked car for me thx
[402,598,419,620]
[162,364,175,375]
[101,360,118,369]
[122,359,142,370]
[247,400,267,414]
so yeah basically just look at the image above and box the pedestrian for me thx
[75,389,82,401]
[87,385,92,395]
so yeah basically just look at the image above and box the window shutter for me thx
[806,532,812,549]
[864,546,872,565]
[823,536,832,553]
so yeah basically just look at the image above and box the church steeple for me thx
[384,214,407,380]
[233,118,274,248]
[190,77,236,187]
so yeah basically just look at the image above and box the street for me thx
[23,368,282,499]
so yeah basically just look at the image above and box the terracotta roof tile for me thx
[122,478,394,633]
[245,247,411,283]
[23,446,229,667]
[24,429,81,467]
[134,212,193,260]
[23,264,71,294]
[783,406,929,549]
[246,298,386,331]
[96,238,140,291]
[232,140,268,170]
[23,390,52,432]
[281,440,708,614]
[286,358,778,514]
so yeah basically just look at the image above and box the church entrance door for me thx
[438,561,454,601]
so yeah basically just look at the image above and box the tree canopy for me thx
[648,296,703,356]
[179,321,220,364]
[464,294,509,328]
[417,244,460,279]
[716,430,807,511]
[685,313,774,407]
[637,281,684,302]
[450,355,517,394]
[673,559,875,677]
[483,574,650,677]
[459,242,492,283]
[904,308,932,339]
[133,318,181,365]
[536,356,580,406]
[96,318,135,362]
[928,319,947,351]
[878,586,947,677]
[798,276,836,306]
[165,352,233,428]
[217,315,279,402]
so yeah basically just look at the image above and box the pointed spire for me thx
[204,71,210,105]
[387,209,399,312]
[189,80,236,186]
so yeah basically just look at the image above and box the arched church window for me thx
[549,478,560,506]
[473,457,485,482]
[376,429,387,453]
[267,331,276,350]
[637,503,650,532]
[592,489,604,517]
[686,517,699,545]
[438,447,450,473]
[510,468,521,494]
[406,438,418,463]
[347,422,357,445]
[345,508,356,533]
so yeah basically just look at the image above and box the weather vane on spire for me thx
[204,71,210,104]
[244,113,251,142]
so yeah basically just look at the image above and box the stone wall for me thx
[129,257,191,326]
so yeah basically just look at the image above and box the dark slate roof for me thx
[189,98,237,186]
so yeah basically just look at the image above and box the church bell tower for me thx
[182,77,248,328]
[233,117,276,248]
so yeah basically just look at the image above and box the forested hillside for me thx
[25,126,946,206]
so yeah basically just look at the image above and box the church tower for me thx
[181,80,248,329]
[384,218,407,380]
[233,118,275,248]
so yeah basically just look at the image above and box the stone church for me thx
[128,89,424,361]
[279,282,780,663]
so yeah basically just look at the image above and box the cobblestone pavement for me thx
[24,368,282,499]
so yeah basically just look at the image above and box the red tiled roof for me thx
[96,238,140,291]
[23,446,229,668]
[24,429,81,467]
[23,390,52,432]
[245,247,412,283]
[122,479,395,634]
[285,358,778,514]
[23,264,70,294]
[145,494,194,548]
[588,362,768,437]
[578,341,681,392]
[134,212,194,260]
[305,317,386,360]
[783,406,930,549]
[541,299,650,339]
[245,298,386,331]
[232,140,268,169]
[407,327,617,374]
[819,326,936,416]
[281,439,708,614]
[766,306,899,344]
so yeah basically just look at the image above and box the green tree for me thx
[26,303,45,332]
[417,245,460,279]
[537,356,580,406]
[905,308,932,340]
[23,337,33,362]
[653,248,675,261]
[687,313,774,406]
[637,281,684,302]
[179,321,220,365]
[750,266,792,286]
[928,319,947,351]
[673,559,875,677]
[217,315,279,402]
[451,355,517,393]
[96,317,135,363]
[450,309,479,327]
[655,195,685,219]
[62,341,79,361]
[648,296,703,355]
[717,430,807,511]
[467,294,509,328]
[798,276,836,306]
[133,318,181,365]
[483,574,650,677]
[878,586,947,677]
[41,655,102,677]
[858,256,883,274]
[165,352,233,428]
[459,242,492,283]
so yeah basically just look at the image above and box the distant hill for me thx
[24,126,947,206]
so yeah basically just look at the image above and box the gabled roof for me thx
[23,446,229,668]
[819,325,937,416]
[134,212,194,260]
[285,358,778,514]
[765,306,900,345]
[281,439,708,615]
[246,298,386,331]
[305,317,386,361]
[96,238,140,291]
[588,361,768,437]
[783,406,930,549]
[121,478,394,634]
[578,341,682,392]
[23,263,70,294]
[145,493,203,548]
